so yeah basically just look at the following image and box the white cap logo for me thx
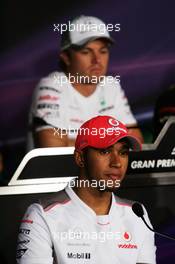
[108,118,119,127]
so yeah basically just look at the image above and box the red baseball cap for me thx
[75,115,141,151]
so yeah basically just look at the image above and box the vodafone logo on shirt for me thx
[118,244,138,249]
[117,231,138,249]
[122,231,132,242]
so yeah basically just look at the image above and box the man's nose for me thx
[91,52,100,64]
[110,151,121,168]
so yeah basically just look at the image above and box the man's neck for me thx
[73,183,112,215]
[72,82,97,97]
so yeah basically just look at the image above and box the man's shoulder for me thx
[38,189,71,211]
[36,71,67,93]
[113,195,143,222]
[114,195,135,208]
[114,195,143,215]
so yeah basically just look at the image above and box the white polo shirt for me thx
[16,187,156,264]
[28,72,137,149]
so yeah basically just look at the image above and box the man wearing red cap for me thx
[17,116,156,264]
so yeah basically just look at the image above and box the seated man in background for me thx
[17,115,156,263]
[28,15,143,149]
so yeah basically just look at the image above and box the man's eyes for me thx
[80,48,109,55]
[99,148,129,156]
[119,148,129,156]
[80,49,89,54]
[100,48,109,54]
[99,149,111,155]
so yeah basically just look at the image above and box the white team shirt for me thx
[16,186,156,264]
[28,72,137,148]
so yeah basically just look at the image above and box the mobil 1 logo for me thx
[67,252,91,259]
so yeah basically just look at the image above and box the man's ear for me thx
[60,51,70,66]
[74,150,85,168]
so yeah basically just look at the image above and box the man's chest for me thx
[47,210,142,264]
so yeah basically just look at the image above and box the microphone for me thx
[132,202,175,241]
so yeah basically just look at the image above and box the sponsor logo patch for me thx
[16,249,28,259]
[39,86,61,93]
[21,219,33,224]
[38,95,59,101]
[37,103,59,110]
[19,229,30,235]
[118,243,138,249]
[17,239,30,245]
[122,231,132,242]
[108,118,119,126]
[67,252,91,259]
